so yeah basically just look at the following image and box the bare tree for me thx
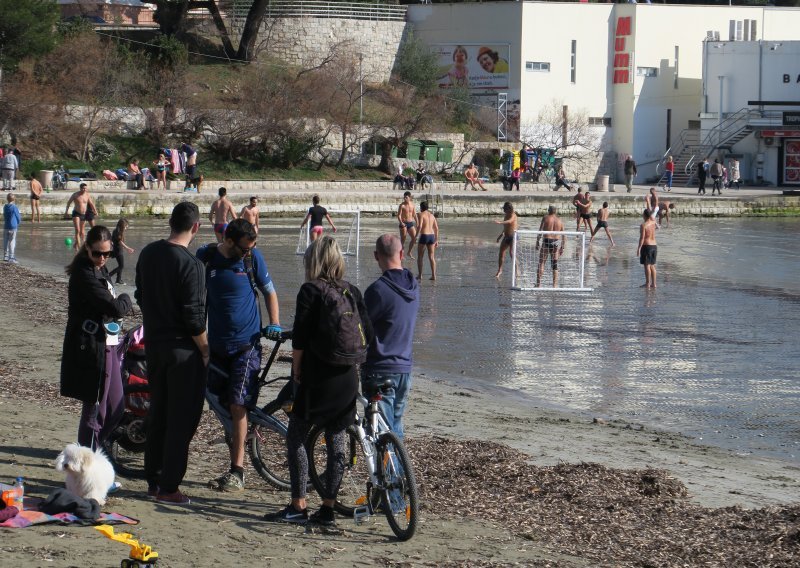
[519,99,603,181]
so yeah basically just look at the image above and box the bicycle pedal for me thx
[353,506,371,525]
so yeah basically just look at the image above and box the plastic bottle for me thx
[11,477,24,511]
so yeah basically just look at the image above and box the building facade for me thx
[407,1,800,185]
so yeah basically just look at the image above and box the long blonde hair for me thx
[304,235,345,283]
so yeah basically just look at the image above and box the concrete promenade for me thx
[10,179,800,218]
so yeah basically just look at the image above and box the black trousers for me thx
[108,251,125,283]
[144,339,206,493]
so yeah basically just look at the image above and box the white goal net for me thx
[295,209,361,260]
[511,230,591,291]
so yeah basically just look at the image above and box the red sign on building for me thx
[613,16,632,85]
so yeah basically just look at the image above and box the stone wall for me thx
[254,17,406,83]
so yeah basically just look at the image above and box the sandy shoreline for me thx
[0,262,798,567]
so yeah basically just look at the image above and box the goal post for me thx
[295,209,361,260]
[511,230,592,291]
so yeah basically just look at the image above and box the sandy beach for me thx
[0,261,799,567]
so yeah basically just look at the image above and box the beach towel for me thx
[0,497,138,528]
[170,149,180,174]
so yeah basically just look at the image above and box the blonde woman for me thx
[266,236,372,527]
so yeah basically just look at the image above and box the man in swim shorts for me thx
[646,187,660,224]
[397,191,417,259]
[590,201,615,246]
[416,201,439,280]
[494,202,518,278]
[29,173,42,223]
[657,201,676,228]
[536,206,565,288]
[577,190,594,233]
[571,187,583,227]
[64,183,98,250]
[300,194,336,243]
[637,208,658,288]
[240,196,260,234]
[209,186,237,243]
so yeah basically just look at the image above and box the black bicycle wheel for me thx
[248,409,292,490]
[104,413,147,480]
[377,431,419,541]
[306,425,375,517]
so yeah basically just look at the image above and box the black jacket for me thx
[60,256,132,402]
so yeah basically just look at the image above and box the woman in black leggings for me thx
[265,236,372,527]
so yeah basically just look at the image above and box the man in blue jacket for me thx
[362,233,419,438]
[3,193,21,263]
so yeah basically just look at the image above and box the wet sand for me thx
[0,263,799,567]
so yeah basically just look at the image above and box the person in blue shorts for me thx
[416,201,439,280]
[197,219,282,492]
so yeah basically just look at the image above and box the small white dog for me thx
[55,443,116,506]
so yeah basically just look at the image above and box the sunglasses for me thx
[90,249,113,259]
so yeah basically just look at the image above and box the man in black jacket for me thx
[135,202,208,506]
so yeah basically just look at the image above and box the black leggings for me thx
[108,251,125,283]
[286,414,346,500]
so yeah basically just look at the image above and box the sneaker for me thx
[146,484,159,499]
[8,258,17,264]
[116,281,126,286]
[208,471,244,493]
[309,506,336,527]
[108,481,122,494]
[264,504,308,524]
[155,490,191,505]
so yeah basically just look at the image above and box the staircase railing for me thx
[655,127,698,176]
[695,108,761,161]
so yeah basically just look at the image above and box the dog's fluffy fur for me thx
[55,443,115,506]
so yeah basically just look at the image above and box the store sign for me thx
[613,16,632,84]
[762,130,800,137]
[783,112,800,127]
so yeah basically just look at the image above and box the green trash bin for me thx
[405,139,423,161]
[437,141,454,163]
[422,140,439,162]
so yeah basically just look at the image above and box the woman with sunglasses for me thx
[61,225,133,448]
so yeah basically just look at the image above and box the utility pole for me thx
[358,53,364,134]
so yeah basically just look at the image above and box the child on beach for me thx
[108,218,134,285]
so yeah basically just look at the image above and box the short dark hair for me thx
[503,201,512,211]
[218,187,227,197]
[224,218,257,243]
[80,183,87,189]
[420,201,429,212]
[403,191,411,198]
[249,196,257,203]
[603,201,609,208]
[548,205,556,214]
[169,201,200,233]
[669,203,676,209]
[643,208,651,219]
[312,194,320,205]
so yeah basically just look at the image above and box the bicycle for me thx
[51,165,68,191]
[105,329,296,491]
[306,379,419,541]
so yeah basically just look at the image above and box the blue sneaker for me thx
[108,481,122,494]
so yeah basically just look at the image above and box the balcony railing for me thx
[225,0,406,22]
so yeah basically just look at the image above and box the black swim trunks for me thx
[502,235,514,246]
[580,213,592,220]
[30,193,40,201]
[640,244,657,265]
[85,209,95,222]
[71,209,85,221]
[596,220,608,229]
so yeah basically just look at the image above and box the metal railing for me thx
[655,128,698,176]
[226,0,406,22]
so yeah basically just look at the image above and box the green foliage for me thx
[56,17,94,40]
[394,29,439,95]
[149,34,189,70]
[0,0,60,68]
[447,85,473,126]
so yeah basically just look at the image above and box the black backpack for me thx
[309,280,367,366]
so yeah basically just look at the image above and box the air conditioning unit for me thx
[706,31,716,40]
[764,137,774,146]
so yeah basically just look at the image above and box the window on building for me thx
[570,40,576,84]
[674,46,679,89]
[636,67,658,77]
[526,61,550,72]
[589,117,612,127]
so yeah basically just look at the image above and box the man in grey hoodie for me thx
[362,234,420,438]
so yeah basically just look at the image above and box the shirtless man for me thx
[209,186,237,243]
[535,206,565,288]
[397,191,417,259]
[416,201,439,280]
[657,201,676,228]
[300,194,336,243]
[577,190,594,233]
[590,201,615,246]
[29,174,43,223]
[494,202,518,278]
[64,183,98,250]
[571,187,583,229]
[240,196,260,233]
[646,187,660,223]
[637,208,658,288]
[463,163,487,191]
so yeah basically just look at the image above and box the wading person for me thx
[536,206,565,288]
[578,190,594,233]
[362,234,419,438]
[198,219,281,493]
[300,195,336,243]
[265,236,372,527]
[65,183,98,250]
[29,173,42,223]
[590,202,615,246]
[657,201,676,228]
[637,208,658,289]
[240,196,260,234]
[210,187,237,243]
[494,202,518,279]
[61,225,132,448]
[416,201,439,280]
[108,218,134,285]
[397,191,417,259]
[135,202,208,505]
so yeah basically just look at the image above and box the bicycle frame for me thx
[351,392,393,524]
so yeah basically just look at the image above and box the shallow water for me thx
[11,214,800,462]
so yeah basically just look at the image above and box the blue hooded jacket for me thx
[364,268,419,374]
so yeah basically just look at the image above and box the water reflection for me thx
[9,216,800,461]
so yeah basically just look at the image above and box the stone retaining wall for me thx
[23,182,800,219]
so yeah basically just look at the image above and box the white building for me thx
[407,1,800,185]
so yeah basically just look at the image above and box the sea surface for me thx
[11,214,800,462]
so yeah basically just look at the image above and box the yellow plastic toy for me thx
[95,525,159,568]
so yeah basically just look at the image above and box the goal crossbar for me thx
[511,230,592,292]
[295,209,360,260]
